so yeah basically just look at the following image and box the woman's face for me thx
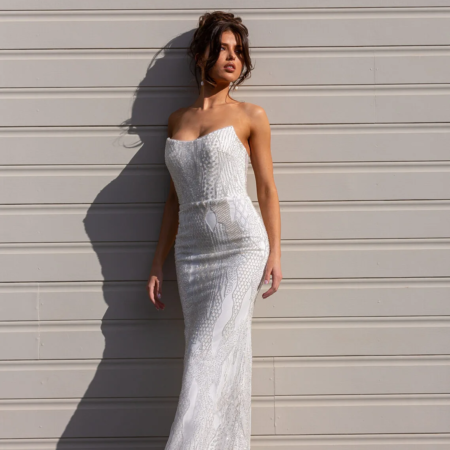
[198,30,244,86]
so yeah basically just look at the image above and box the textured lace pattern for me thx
[164,125,270,450]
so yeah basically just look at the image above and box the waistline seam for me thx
[179,194,251,208]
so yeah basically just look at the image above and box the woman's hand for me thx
[261,252,282,299]
[147,265,165,311]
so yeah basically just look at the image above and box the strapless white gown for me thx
[164,125,270,450]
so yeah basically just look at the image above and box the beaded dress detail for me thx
[164,125,270,450]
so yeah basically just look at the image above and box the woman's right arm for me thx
[146,176,179,311]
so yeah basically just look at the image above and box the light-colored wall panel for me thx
[37,320,184,360]
[1,395,449,438]
[0,204,163,243]
[275,395,450,435]
[279,239,450,279]
[15,281,182,321]
[3,47,450,88]
[0,397,274,438]
[3,201,450,243]
[0,242,160,282]
[0,165,169,204]
[270,124,450,163]
[2,239,450,282]
[3,86,450,126]
[0,358,274,399]
[4,277,450,322]
[274,356,450,395]
[2,163,450,204]
[278,201,450,239]
[0,323,38,360]
[0,436,169,450]
[2,9,450,50]
[375,47,450,84]
[0,435,449,450]
[253,317,450,357]
[252,434,450,450]
[0,126,165,165]
[1,124,450,166]
[2,356,449,399]
[260,124,450,162]
[3,1,450,9]
[257,278,450,318]
[0,284,37,321]
[2,317,448,360]
[31,278,450,320]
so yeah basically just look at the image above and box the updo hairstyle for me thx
[187,11,254,91]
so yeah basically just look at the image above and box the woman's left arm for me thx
[248,106,282,299]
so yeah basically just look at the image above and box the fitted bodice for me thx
[164,125,250,205]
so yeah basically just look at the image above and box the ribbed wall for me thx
[1,2,450,449]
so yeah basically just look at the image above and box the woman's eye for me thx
[221,46,241,54]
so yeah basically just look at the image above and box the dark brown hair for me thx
[187,11,254,92]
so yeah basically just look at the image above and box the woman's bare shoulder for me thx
[238,101,267,116]
[167,107,189,137]
[238,102,270,134]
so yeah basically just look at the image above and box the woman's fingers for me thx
[154,278,165,310]
[263,265,271,285]
[147,277,165,310]
[261,266,282,299]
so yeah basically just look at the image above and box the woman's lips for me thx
[224,65,235,72]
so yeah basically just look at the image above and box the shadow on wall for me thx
[56,32,197,449]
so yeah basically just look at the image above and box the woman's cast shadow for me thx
[56,32,198,449]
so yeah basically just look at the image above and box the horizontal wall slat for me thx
[197,161,450,202]
[253,317,450,357]
[1,317,449,359]
[38,319,185,360]
[1,124,450,165]
[2,239,450,282]
[1,356,449,399]
[3,278,450,321]
[274,356,450,395]
[0,242,164,282]
[253,434,450,450]
[0,281,183,321]
[2,162,450,204]
[257,278,450,318]
[0,165,170,204]
[1,434,450,450]
[275,394,450,435]
[1,395,449,438]
[3,1,450,10]
[0,126,166,166]
[1,9,450,50]
[0,358,274,399]
[2,86,450,126]
[0,397,274,438]
[0,323,38,360]
[278,201,450,239]
[3,47,450,88]
[0,284,37,320]
[0,204,164,243]
[2,201,450,243]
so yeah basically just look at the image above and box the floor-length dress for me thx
[164,125,270,450]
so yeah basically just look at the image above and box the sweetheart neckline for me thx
[166,125,234,143]
[166,125,250,158]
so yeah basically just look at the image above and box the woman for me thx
[147,11,282,450]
